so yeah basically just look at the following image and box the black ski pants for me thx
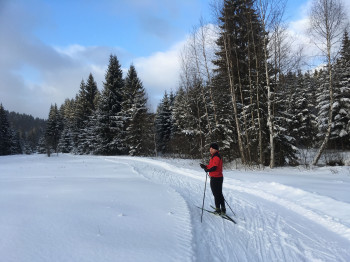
[210,176,225,210]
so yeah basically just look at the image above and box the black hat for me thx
[210,142,219,150]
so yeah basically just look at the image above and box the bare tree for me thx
[189,26,213,137]
[198,18,219,127]
[255,0,287,168]
[308,0,347,165]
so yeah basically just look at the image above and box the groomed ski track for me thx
[106,156,350,262]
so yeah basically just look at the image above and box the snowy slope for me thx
[0,154,349,262]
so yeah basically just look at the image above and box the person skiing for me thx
[200,142,226,215]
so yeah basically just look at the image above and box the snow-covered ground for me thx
[0,154,349,262]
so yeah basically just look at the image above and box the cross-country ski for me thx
[195,205,237,224]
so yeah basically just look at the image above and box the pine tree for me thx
[7,111,46,153]
[155,92,173,155]
[95,55,125,155]
[37,136,47,154]
[10,130,22,154]
[170,87,191,156]
[288,71,317,148]
[209,69,238,161]
[45,104,63,156]
[331,31,350,149]
[75,74,100,154]
[0,104,12,155]
[58,127,73,153]
[85,73,99,112]
[300,71,318,148]
[123,65,151,156]
[273,72,299,166]
[315,69,330,145]
[58,99,75,153]
[171,81,208,158]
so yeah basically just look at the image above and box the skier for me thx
[200,142,226,215]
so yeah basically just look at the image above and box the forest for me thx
[1,0,349,167]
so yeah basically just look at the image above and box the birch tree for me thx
[255,0,287,168]
[308,0,347,165]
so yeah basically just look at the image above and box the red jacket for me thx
[206,152,223,178]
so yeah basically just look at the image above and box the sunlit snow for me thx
[1,154,349,262]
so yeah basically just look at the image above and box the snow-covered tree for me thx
[212,0,270,164]
[58,99,76,153]
[0,104,12,155]
[94,55,125,155]
[331,31,350,149]
[155,92,174,155]
[123,65,152,156]
[315,69,330,144]
[309,0,348,165]
[170,87,192,156]
[75,74,100,154]
[288,71,318,148]
[45,104,63,156]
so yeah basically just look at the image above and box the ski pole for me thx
[201,171,209,223]
[224,198,236,216]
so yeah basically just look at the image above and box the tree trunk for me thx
[309,0,346,165]
[223,30,246,164]
[312,59,333,165]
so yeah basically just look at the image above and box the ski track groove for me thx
[108,157,350,262]
[107,159,195,262]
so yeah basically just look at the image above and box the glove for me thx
[200,163,207,170]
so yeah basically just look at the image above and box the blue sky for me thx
[1,0,347,119]
[33,0,210,55]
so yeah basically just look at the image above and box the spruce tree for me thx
[183,81,208,158]
[75,74,100,154]
[331,31,350,149]
[315,69,330,145]
[10,130,22,154]
[212,0,269,164]
[124,65,150,156]
[155,92,173,155]
[274,72,299,166]
[288,71,317,148]
[301,71,318,148]
[95,55,125,155]
[171,87,191,156]
[58,99,75,153]
[45,104,63,156]
[0,104,12,155]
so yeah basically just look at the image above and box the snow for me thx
[1,154,350,262]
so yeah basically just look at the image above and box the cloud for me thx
[287,17,321,62]
[0,1,70,118]
[0,0,197,118]
[0,0,221,118]
[0,1,136,118]
[134,40,185,110]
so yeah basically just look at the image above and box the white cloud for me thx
[134,40,185,109]
[0,0,204,118]
[53,42,187,112]
[287,17,323,66]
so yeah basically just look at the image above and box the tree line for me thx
[39,56,154,156]
[154,0,349,166]
[1,0,349,167]
[0,105,46,155]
